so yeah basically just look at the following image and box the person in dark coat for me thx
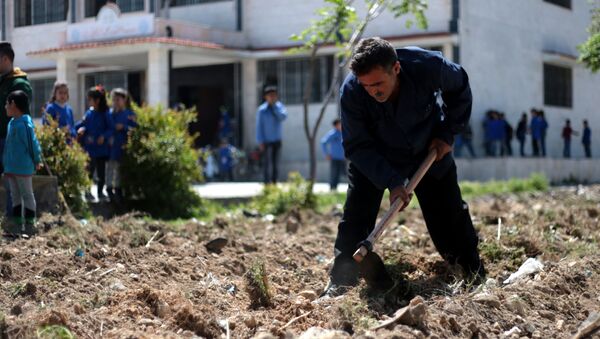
[582,120,592,158]
[324,37,485,297]
[516,113,527,157]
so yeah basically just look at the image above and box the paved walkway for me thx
[193,182,349,199]
[90,182,348,201]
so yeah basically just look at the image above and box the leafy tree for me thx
[289,0,428,184]
[579,1,600,72]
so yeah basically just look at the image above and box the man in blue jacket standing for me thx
[256,86,287,184]
[324,37,484,297]
[321,118,346,191]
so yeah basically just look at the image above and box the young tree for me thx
[579,1,600,72]
[289,0,428,184]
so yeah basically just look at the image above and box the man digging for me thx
[323,37,485,297]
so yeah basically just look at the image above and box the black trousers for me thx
[329,159,346,190]
[89,156,108,194]
[263,141,281,184]
[334,161,480,269]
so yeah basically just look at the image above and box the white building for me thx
[1,0,598,181]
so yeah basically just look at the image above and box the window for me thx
[85,0,145,17]
[30,78,56,119]
[151,0,230,12]
[85,72,128,94]
[84,71,142,105]
[544,63,572,108]
[543,0,571,9]
[258,56,334,105]
[14,0,68,27]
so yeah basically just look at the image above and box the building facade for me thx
[1,0,598,180]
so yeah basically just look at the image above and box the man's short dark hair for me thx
[0,42,15,63]
[349,37,398,76]
[332,118,341,126]
[6,90,29,113]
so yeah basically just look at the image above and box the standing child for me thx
[2,90,42,237]
[42,81,76,138]
[218,138,235,182]
[107,88,137,203]
[320,118,346,191]
[76,85,113,201]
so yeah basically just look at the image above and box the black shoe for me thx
[459,251,486,285]
[321,256,360,298]
[321,282,352,298]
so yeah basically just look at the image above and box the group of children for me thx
[2,82,136,237]
[74,85,137,202]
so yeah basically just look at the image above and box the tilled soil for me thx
[0,185,599,338]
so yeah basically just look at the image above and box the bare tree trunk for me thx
[302,0,388,184]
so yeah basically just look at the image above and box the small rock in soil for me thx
[205,237,228,253]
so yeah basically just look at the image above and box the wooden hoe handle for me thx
[353,149,437,262]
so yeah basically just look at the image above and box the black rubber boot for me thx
[322,256,360,298]
[23,208,37,237]
[458,250,486,285]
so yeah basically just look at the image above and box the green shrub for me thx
[37,119,91,215]
[251,172,315,215]
[120,104,203,219]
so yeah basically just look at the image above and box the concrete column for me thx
[56,56,81,118]
[443,43,453,60]
[146,47,169,106]
[241,58,258,148]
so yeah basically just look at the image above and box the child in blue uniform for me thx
[42,81,76,139]
[76,85,113,201]
[107,88,137,202]
[3,90,42,237]
[218,139,235,182]
[320,118,346,191]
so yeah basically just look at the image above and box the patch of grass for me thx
[460,173,549,200]
[479,241,526,270]
[244,260,272,309]
[337,297,378,331]
[37,325,74,339]
[9,283,26,298]
[251,172,315,215]
[564,241,598,258]
[315,192,346,213]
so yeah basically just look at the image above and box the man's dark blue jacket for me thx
[340,47,472,191]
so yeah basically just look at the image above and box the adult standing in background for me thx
[561,119,575,158]
[0,42,33,218]
[516,113,527,157]
[582,120,592,158]
[500,113,513,156]
[530,109,542,157]
[539,110,548,157]
[255,86,287,184]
